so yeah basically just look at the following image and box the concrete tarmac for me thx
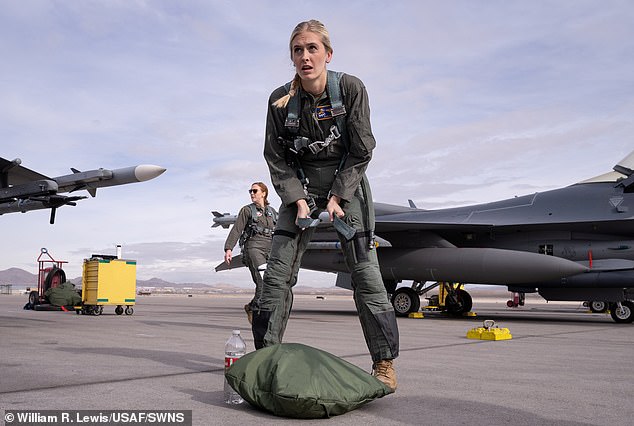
[1,293,633,425]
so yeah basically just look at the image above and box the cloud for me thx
[1,1,633,287]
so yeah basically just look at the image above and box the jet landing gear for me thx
[610,301,634,323]
[581,300,632,322]
[507,292,525,308]
[392,287,420,316]
[391,282,473,317]
[585,300,609,313]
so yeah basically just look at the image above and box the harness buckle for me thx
[285,117,300,128]
[293,136,311,154]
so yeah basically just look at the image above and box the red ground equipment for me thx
[28,248,68,306]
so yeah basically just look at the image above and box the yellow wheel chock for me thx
[467,319,512,340]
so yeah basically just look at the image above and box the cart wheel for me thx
[125,306,134,315]
[75,309,80,315]
[29,290,39,307]
[94,306,103,316]
[115,305,124,315]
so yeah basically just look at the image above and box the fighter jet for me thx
[214,150,634,323]
[0,157,166,224]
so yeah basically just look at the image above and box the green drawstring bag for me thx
[45,282,82,307]
[225,343,392,419]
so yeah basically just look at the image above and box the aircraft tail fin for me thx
[335,272,353,290]
[614,151,634,176]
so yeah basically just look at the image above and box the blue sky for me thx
[1,1,633,287]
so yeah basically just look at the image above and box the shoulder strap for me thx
[266,205,278,224]
[326,70,349,153]
[248,203,259,227]
[284,81,301,134]
[326,70,346,117]
[284,71,349,151]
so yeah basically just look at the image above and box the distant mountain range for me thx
[0,267,350,295]
[0,267,201,288]
[0,268,35,285]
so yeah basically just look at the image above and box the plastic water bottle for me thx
[224,329,246,404]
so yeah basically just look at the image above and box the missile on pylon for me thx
[55,164,166,195]
[0,159,166,223]
[212,211,237,228]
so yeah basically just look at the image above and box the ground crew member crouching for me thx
[224,182,277,324]
[252,19,399,392]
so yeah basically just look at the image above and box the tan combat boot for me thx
[372,359,397,392]
[244,304,253,325]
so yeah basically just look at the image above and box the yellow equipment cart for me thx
[80,257,137,315]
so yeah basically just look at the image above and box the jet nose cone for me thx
[134,165,166,182]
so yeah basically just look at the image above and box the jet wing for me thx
[0,157,49,186]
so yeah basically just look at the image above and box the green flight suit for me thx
[224,203,276,307]
[252,72,399,362]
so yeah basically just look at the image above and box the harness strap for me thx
[327,70,346,117]
[279,126,341,156]
[326,70,349,153]
[284,81,300,133]
[240,204,277,247]
[273,229,296,239]
[284,70,347,145]
[281,70,350,198]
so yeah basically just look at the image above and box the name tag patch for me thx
[315,104,334,120]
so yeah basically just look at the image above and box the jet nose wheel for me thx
[391,287,421,317]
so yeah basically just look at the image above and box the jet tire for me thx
[589,301,608,313]
[610,301,634,323]
[391,287,420,317]
[446,289,473,316]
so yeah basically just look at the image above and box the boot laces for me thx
[373,360,392,377]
